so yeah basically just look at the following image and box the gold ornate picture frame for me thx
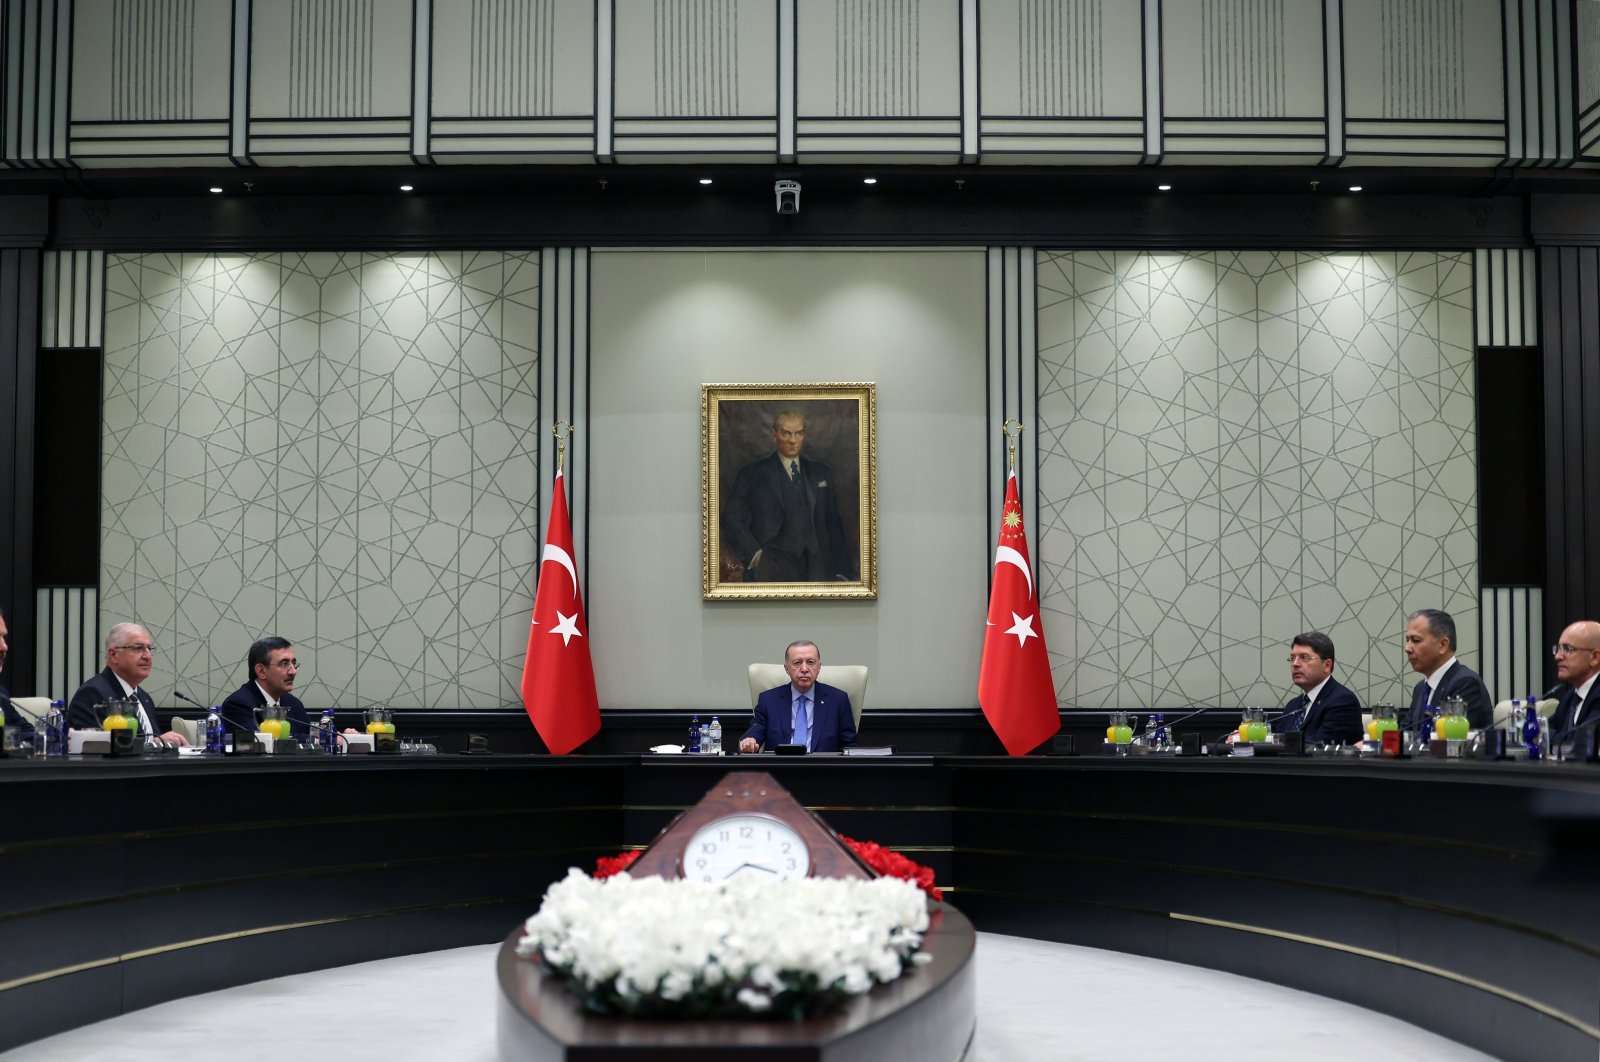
[702,382,877,600]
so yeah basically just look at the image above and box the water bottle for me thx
[708,716,722,755]
[41,699,66,757]
[318,707,337,755]
[1153,713,1168,751]
[1523,697,1542,760]
[205,706,224,754]
[688,714,701,754]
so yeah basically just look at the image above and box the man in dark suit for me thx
[68,621,187,744]
[1275,631,1363,744]
[1548,620,1600,741]
[723,410,855,582]
[1402,609,1492,735]
[219,636,310,739]
[738,640,857,753]
[0,606,34,742]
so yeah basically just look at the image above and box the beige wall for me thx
[587,249,988,711]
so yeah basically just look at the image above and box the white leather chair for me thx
[1490,698,1558,728]
[747,663,868,730]
[9,696,51,728]
[169,716,203,746]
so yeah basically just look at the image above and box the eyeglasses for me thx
[272,659,299,669]
[1552,643,1599,657]
[113,643,156,654]
[1287,654,1322,664]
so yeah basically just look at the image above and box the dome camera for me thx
[774,179,801,215]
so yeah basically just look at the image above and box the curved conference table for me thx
[2,752,1597,1060]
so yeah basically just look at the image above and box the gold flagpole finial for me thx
[551,421,574,472]
[1001,419,1024,473]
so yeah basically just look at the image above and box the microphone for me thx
[175,690,258,747]
[177,690,341,751]
[1140,704,1223,737]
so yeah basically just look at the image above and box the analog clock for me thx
[683,812,812,882]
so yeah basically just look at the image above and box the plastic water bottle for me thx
[1523,697,1542,760]
[688,714,701,754]
[318,707,337,755]
[205,706,224,754]
[708,716,723,755]
[41,699,66,757]
[1153,713,1168,751]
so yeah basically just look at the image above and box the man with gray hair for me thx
[1402,608,1492,735]
[67,621,187,745]
[738,639,857,753]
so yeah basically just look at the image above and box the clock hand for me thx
[723,862,778,879]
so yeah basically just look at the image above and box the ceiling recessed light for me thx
[209,186,223,194]
[1157,184,1171,191]
[699,178,713,185]
[399,184,414,192]
[863,177,877,185]
[1349,185,1363,192]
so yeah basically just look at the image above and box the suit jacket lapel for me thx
[774,693,792,745]
[1574,687,1600,732]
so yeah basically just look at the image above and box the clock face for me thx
[683,813,812,882]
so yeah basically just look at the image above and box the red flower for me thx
[841,836,942,902]
[595,850,642,879]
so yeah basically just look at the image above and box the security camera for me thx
[774,179,801,215]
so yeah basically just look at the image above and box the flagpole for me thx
[979,416,1059,755]
[1001,418,1022,474]
[523,418,601,755]
[552,420,572,474]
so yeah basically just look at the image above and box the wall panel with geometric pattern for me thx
[1036,250,1477,711]
[99,252,540,710]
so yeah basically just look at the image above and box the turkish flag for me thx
[520,469,600,754]
[977,471,1060,755]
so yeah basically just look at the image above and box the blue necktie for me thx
[794,695,810,749]
[1287,695,1308,732]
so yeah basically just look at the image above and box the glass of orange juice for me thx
[365,706,395,735]
[257,704,291,741]
[1367,704,1398,744]
[99,699,134,733]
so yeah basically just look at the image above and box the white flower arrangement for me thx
[516,869,933,1019]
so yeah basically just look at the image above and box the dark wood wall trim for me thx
[46,191,1529,253]
[0,248,41,694]
[1539,246,1600,644]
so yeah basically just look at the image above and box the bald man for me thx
[1550,620,1600,741]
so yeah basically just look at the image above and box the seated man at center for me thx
[221,636,310,740]
[739,640,857,753]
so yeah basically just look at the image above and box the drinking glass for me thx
[1240,707,1270,744]
[1367,704,1398,744]
[1107,710,1133,754]
[257,704,290,741]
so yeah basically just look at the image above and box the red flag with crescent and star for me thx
[520,469,600,754]
[977,470,1060,755]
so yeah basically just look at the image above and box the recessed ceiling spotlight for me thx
[1349,185,1363,192]
[863,177,878,185]
[699,178,713,185]
[1157,184,1171,191]
[399,184,414,192]
[209,186,223,194]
